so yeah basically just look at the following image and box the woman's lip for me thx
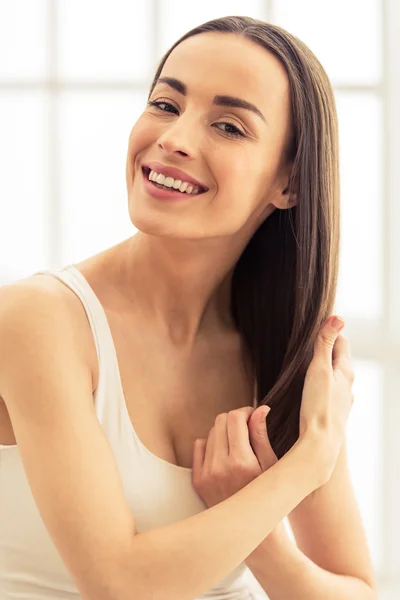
[141,167,205,201]
[143,162,208,191]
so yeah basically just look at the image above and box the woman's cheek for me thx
[127,123,147,156]
[128,114,159,149]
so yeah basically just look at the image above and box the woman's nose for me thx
[158,138,189,157]
[157,118,202,158]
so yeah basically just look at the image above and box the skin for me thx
[118,31,296,351]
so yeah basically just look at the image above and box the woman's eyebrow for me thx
[154,76,267,125]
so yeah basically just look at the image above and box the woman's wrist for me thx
[287,433,331,491]
[292,432,332,489]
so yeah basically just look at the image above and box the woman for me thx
[0,15,377,600]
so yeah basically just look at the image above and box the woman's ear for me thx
[272,186,297,210]
[283,187,297,208]
[274,160,296,209]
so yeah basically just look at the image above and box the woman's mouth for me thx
[141,167,207,202]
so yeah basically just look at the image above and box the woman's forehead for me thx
[159,33,290,120]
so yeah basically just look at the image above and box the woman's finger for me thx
[227,407,257,463]
[192,438,207,487]
[313,316,345,366]
[213,413,229,460]
[332,334,354,379]
[203,425,216,470]
[248,406,276,471]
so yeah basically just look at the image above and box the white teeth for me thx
[164,176,175,187]
[148,169,203,194]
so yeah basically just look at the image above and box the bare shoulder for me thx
[0,273,98,395]
[0,271,82,317]
[0,273,140,599]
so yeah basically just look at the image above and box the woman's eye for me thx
[147,100,177,113]
[147,100,245,139]
[213,122,245,138]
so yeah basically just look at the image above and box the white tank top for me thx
[0,265,260,600]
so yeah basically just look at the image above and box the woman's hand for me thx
[192,404,278,508]
[299,315,355,482]
[192,315,355,507]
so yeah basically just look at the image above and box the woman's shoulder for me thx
[0,271,98,395]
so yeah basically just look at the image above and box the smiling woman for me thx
[0,14,376,600]
[126,17,335,460]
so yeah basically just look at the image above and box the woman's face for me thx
[125,31,293,240]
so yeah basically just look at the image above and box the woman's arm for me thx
[0,281,325,600]
[245,523,377,600]
[244,439,377,599]
[242,432,377,598]
[130,436,321,600]
[185,316,360,600]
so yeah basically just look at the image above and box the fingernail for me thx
[331,316,345,331]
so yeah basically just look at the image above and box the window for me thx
[1,1,398,597]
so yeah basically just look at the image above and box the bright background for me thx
[1,1,399,598]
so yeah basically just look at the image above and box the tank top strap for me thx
[33,264,117,395]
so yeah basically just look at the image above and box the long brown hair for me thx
[147,16,340,460]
